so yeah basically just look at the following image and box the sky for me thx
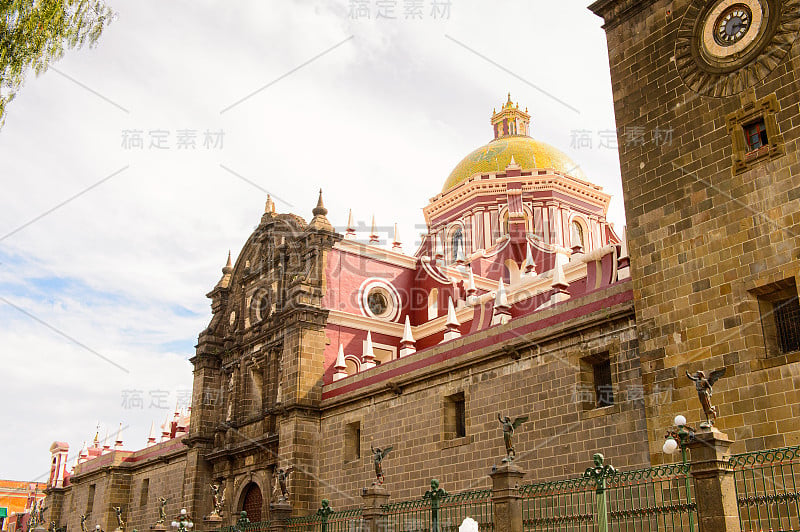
[0,0,625,481]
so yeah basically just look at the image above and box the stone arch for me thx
[231,470,270,523]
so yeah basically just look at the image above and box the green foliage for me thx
[0,0,114,127]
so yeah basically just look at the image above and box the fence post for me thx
[423,480,448,532]
[361,486,389,532]
[269,501,292,532]
[490,463,525,532]
[687,430,741,532]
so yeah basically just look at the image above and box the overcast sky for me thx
[0,1,624,481]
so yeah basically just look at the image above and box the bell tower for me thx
[589,0,800,461]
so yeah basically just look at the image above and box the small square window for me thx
[86,484,96,515]
[744,119,768,152]
[754,278,800,357]
[344,421,361,462]
[579,353,614,410]
[444,392,467,440]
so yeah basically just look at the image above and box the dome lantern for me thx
[491,93,530,139]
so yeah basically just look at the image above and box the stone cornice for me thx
[587,0,659,30]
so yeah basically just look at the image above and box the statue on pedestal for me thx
[274,467,295,502]
[497,414,528,462]
[686,368,726,427]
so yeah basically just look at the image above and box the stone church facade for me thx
[44,1,800,529]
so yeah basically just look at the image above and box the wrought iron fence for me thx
[520,475,596,530]
[440,489,494,531]
[520,464,697,531]
[285,507,362,532]
[731,445,800,532]
[382,489,493,532]
[212,521,270,532]
[605,463,697,531]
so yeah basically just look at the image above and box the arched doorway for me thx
[241,482,263,521]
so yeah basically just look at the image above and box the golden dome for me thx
[442,135,585,193]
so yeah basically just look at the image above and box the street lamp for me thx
[663,414,695,531]
[170,510,193,532]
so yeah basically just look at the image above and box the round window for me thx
[367,289,389,316]
[359,279,400,321]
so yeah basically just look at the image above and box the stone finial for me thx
[312,189,327,217]
[146,421,157,447]
[551,257,570,303]
[466,267,477,295]
[492,278,512,326]
[523,243,536,276]
[114,423,124,449]
[369,215,379,244]
[505,155,521,171]
[333,344,348,381]
[223,251,233,274]
[102,430,110,454]
[444,297,461,342]
[362,331,377,370]
[345,209,356,240]
[392,223,402,252]
[264,194,275,214]
[400,315,416,357]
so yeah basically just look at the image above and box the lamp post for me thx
[663,414,696,531]
[170,510,193,532]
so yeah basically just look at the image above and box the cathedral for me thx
[41,0,800,528]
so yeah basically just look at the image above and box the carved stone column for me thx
[687,429,741,532]
[490,463,525,532]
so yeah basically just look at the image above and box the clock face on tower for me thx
[715,5,752,45]
[675,0,800,97]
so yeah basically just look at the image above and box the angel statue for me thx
[370,444,394,485]
[156,497,168,524]
[210,484,225,517]
[498,414,528,462]
[686,368,727,427]
[80,515,88,532]
[113,507,125,531]
[274,467,295,502]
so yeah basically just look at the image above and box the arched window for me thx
[451,227,464,263]
[428,288,439,321]
[571,220,585,250]
[344,357,360,376]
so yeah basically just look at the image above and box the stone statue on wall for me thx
[112,506,125,531]
[274,467,294,502]
[498,414,528,462]
[686,368,726,427]
[210,484,225,517]
[226,371,235,422]
[156,498,167,524]
[370,444,393,485]
[80,515,88,532]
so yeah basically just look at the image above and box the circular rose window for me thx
[359,279,400,321]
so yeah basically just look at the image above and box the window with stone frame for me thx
[753,278,800,358]
[578,352,614,410]
[344,421,361,463]
[726,93,783,175]
[443,391,467,440]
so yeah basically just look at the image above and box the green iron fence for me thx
[382,488,493,532]
[285,506,362,532]
[212,520,270,532]
[520,464,697,532]
[605,463,697,531]
[731,445,800,532]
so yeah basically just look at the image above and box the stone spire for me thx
[444,297,461,341]
[399,315,416,357]
[345,209,356,240]
[147,421,157,447]
[362,331,377,370]
[392,223,402,252]
[492,278,512,325]
[223,251,232,274]
[523,243,537,276]
[114,423,124,450]
[161,413,171,441]
[78,442,88,464]
[466,267,478,304]
[369,215,379,244]
[551,257,570,304]
[310,188,333,230]
[101,429,111,454]
[264,194,275,214]
[506,154,521,171]
[333,344,348,381]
